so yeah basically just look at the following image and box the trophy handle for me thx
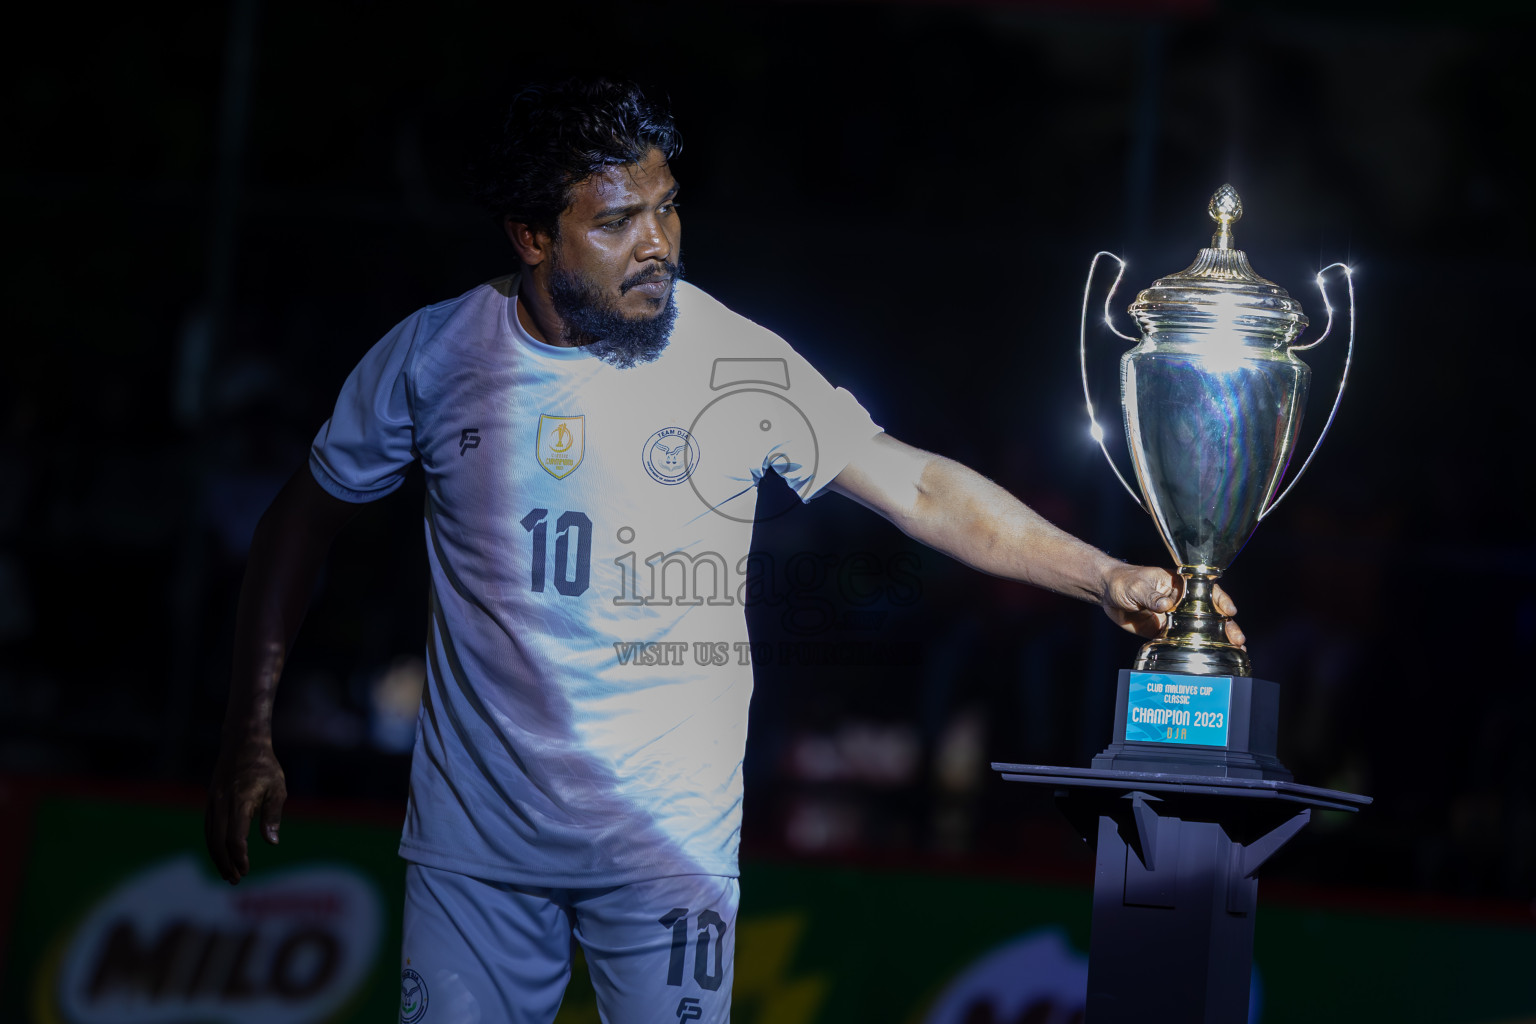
[1081,251,1146,510]
[1259,262,1355,520]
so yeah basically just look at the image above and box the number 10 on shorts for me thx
[658,907,727,991]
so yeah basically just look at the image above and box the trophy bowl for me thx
[1083,185,1354,677]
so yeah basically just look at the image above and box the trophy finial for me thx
[1208,185,1243,249]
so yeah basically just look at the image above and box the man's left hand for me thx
[1099,565,1246,647]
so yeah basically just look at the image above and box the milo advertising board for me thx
[0,784,405,1024]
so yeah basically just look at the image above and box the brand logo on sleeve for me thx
[643,427,700,485]
[459,428,481,455]
[536,414,585,479]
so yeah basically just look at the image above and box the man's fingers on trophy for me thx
[1212,584,1238,618]
[1147,568,1180,612]
[1224,618,1248,650]
[1116,608,1163,639]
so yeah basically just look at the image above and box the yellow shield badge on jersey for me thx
[536,414,585,479]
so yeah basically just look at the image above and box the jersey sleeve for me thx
[308,314,421,502]
[708,326,883,504]
[786,377,883,503]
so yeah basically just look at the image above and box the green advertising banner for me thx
[1,783,407,1024]
[2,782,1532,1024]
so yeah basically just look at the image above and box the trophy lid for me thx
[1128,185,1308,344]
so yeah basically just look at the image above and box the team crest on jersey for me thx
[400,967,428,1023]
[643,426,699,485]
[537,414,585,479]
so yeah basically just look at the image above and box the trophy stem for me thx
[1133,567,1252,677]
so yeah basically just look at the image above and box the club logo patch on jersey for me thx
[537,414,585,479]
[643,426,699,485]
[400,967,428,1023]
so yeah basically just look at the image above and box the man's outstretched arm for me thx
[828,433,1245,643]
[204,466,362,884]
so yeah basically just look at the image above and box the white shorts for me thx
[399,864,738,1024]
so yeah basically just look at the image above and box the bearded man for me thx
[205,78,1243,1024]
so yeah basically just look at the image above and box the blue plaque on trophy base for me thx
[1094,669,1290,780]
[1124,672,1232,747]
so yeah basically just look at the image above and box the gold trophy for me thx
[1082,185,1354,678]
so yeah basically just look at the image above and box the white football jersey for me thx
[310,276,881,885]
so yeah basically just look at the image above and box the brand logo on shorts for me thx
[643,426,699,485]
[676,996,703,1021]
[537,414,585,479]
[400,967,428,1023]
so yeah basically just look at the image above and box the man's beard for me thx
[548,257,684,369]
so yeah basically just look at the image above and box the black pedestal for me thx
[992,671,1370,1022]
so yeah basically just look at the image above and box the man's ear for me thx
[505,218,553,267]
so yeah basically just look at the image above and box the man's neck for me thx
[514,270,577,347]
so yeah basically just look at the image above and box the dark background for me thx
[5,0,1532,906]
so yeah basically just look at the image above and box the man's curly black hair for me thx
[469,78,683,239]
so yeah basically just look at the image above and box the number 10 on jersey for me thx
[520,508,592,597]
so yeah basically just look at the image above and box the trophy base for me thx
[1093,669,1291,781]
[1134,637,1251,678]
